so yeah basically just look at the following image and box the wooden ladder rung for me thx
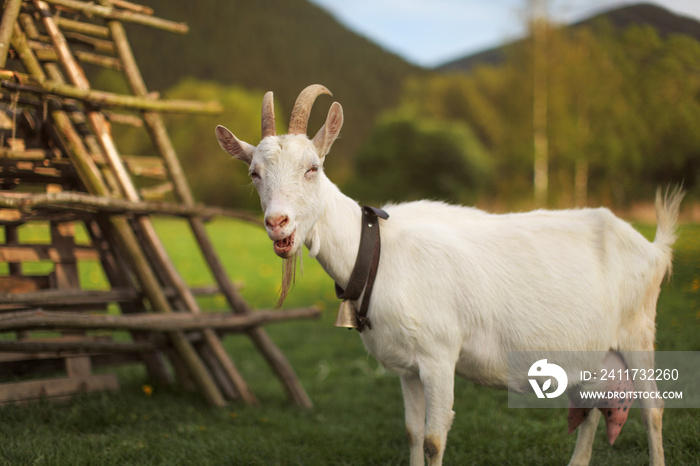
[0,287,140,306]
[0,373,119,404]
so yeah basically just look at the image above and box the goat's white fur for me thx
[216,87,682,466]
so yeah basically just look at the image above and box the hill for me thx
[438,3,700,72]
[123,0,425,174]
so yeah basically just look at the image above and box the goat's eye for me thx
[305,165,319,178]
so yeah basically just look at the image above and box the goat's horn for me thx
[262,91,276,139]
[288,84,332,135]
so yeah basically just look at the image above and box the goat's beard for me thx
[276,248,302,308]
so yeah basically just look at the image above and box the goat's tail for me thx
[654,185,685,276]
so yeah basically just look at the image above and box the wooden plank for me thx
[103,112,143,127]
[0,73,222,115]
[0,352,142,377]
[0,148,52,160]
[0,338,159,354]
[0,276,50,293]
[43,0,189,34]
[15,161,34,171]
[74,51,123,71]
[54,17,111,39]
[111,0,153,15]
[0,282,222,306]
[0,192,261,224]
[123,155,166,178]
[0,244,100,262]
[0,211,92,225]
[65,355,91,377]
[0,352,47,363]
[33,167,61,176]
[0,287,138,306]
[0,209,21,221]
[139,182,172,200]
[0,333,147,355]
[63,32,115,55]
[7,139,25,151]
[0,373,119,404]
[0,307,321,332]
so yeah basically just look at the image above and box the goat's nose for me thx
[265,214,289,231]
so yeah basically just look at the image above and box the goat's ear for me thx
[215,125,255,165]
[312,102,343,157]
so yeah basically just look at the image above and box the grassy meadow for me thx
[0,218,698,465]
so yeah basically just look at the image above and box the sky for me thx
[307,0,700,67]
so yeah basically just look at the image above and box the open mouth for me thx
[273,230,296,257]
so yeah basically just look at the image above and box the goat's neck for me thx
[306,176,363,290]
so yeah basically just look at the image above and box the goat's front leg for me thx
[401,374,426,466]
[420,362,456,466]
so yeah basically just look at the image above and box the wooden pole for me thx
[0,339,160,354]
[0,75,223,115]
[531,0,549,207]
[54,17,111,39]
[104,4,314,408]
[0,288,139,306]
[12,20,226,407]
[0,307,321,332]
[111,0,153,15]
[0,0,23,68]
[43,0,189,34]
[0,191,261,223]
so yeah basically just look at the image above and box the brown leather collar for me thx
[334,206,389,332]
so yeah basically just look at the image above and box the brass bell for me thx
[334,299,359,329]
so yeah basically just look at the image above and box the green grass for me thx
[1,219,698,465]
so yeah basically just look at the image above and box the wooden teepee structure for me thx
[0,0,317,407]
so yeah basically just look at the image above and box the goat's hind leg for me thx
[401,374,426,466]
[567,408,601,466]
[621,350,665,466]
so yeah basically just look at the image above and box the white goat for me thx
[216,84,683,466]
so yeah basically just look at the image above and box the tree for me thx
[349,111,491,205]
[393,20,700,207]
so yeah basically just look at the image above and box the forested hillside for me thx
[439,3,700,72]
[123,0,423,175]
